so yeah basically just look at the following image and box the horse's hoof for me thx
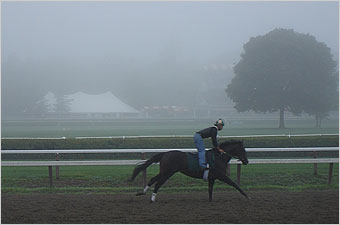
[136,192,144,196]
[149,200,154,203]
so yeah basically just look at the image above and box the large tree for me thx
[302,66,338,128]
[226,28,338,128]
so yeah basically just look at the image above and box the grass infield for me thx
[1,133,338,194]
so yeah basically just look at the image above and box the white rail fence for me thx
[2,147,339,187]
[2,147,338,154]
[2,133,338,140]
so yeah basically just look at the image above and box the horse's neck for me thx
[216,147,233,163]
[211,148,232,162]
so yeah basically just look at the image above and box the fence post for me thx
[142,153,147,187]
[313,151,318,176]
[328,163,334,185]
[227,164,231,177]
[48,166,53,188]
[56,153,60,180]
[237,164,241,185]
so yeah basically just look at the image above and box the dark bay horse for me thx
[130,140,249,202]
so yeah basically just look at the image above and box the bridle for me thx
[218,148,242,161]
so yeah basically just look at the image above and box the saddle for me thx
[185,151,215,171]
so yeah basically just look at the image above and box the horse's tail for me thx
[129,152,166,181]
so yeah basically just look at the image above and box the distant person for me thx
[194,119,224,180]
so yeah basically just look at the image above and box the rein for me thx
[218,148,241,161]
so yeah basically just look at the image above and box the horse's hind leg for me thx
[150,172,175,202]
[136,174,162,196]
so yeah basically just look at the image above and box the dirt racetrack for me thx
[2,190,339,224]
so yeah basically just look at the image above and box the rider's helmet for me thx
[214,118,225,127]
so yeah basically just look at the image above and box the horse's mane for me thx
[206,140,243,153]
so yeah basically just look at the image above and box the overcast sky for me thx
[1,1,339,109]
[3,1,338,63]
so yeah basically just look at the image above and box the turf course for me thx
[2,118,338,138]
[1,118,338,194]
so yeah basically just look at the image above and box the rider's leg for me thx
[194,133,207,169]
[194,133,209,180]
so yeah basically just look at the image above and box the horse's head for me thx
[218,140,249,165]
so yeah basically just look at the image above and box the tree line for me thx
[226,28,338,128]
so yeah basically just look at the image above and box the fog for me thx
[1,1,339,118]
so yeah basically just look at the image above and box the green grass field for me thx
[1,118,338,194]
[1,163,338,194]
[1,118,338,138]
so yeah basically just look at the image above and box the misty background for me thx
[1,1,339,119]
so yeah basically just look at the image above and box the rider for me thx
[194,119,224,180]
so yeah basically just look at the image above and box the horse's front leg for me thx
[217,173,248,199]
[208,178,215,202]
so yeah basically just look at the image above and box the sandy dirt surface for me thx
[1,190,338,224]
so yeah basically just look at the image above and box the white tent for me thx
[44,92,57,112]
[44,91,139,114]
